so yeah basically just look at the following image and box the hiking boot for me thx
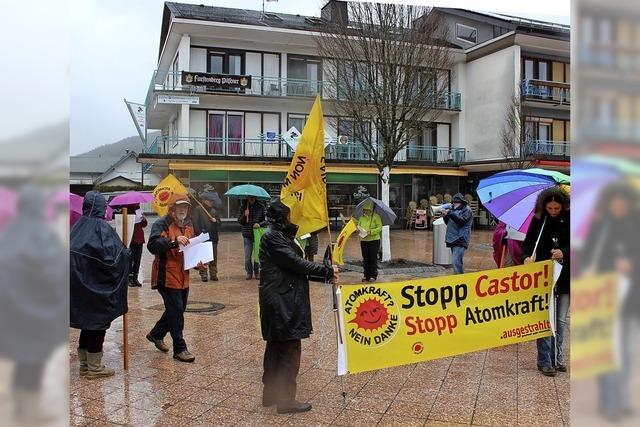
[537,365,556,377]
[173,350,196,363]
[555,364,567,372]
[78,348,88,376]
[86,352,115,379]
[146,333,169,352]
[277,400,312,414]
[200,275,209,283]
[210,275,219,281]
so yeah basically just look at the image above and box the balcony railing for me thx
[522,79,570,105]
[523,140,570,157]
[147,70,462,110]
[145,135,466,164]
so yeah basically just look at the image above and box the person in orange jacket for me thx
[146,194,202,363]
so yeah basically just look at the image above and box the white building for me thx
[140,1,570,221]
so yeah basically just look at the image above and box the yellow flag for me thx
[152,173,189,216]
[332,218,358,265]
[280,95,328,237]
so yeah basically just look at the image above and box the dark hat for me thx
[267,197,290,225]
[452,193,467,204]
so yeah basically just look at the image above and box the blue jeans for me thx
[598,316,640,415]
[451,246,465,274]
[537,293,570,367]
[243,236,259,277]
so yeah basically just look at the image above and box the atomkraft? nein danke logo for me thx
[344,286,399,347]
[154,187,172,208]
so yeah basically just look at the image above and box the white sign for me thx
[282,126,332,151]
[157,95,200,105]
[114,214,136,246]
[124,99,146,142]
[183,242,214,270]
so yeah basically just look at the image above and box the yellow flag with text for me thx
[332,218,358,265]
[152,173,189,216]
[280,95,328,237]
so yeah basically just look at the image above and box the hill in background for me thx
[77,131,160,157]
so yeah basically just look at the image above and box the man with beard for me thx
[259,197,339,414]
[146,193,202,362]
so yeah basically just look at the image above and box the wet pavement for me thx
[69,225,570,426]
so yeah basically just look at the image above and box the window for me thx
[287,55,322,96]
[207,51,245,75]
[522,57,555,82]
[456,23,477,44]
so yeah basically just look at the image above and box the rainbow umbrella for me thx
[572,157,640,246]
[477,168,570,233]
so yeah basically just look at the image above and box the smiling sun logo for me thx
[350,298,389,331]
[344,287,399,347]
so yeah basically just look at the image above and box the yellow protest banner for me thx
[338,261,557,374]
[332,218,357,265]
[152,174,189,216]
[280,95,328,237]
[571,273,620,380]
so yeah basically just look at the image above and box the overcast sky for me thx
[66,0,569,156]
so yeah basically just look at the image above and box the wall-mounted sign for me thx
[157,95,200,105]
[181,71,251,89]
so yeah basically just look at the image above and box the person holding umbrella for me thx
[238,195,268,280]
[123,203,147,287]
[522,187,570,377]
[357,200,383,282]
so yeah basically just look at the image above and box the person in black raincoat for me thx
[522,187,570,378]
[0,185,67,422]
[258,197,339,414]
[192,190,221,282]
[70,191,130,379]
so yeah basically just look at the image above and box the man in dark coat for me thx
[258,197,339,414]
[70,191,130,379]
[192,191,221,282]
[443,193,473,274]
[238,196,267,280]
[0,185,67,422]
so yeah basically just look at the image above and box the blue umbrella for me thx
[353,197,397,226]
[224,184,271,200]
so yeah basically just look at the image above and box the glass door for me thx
[227,114,244,155]
[207,113,224,155]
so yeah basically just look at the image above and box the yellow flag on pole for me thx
[280,95,328,237]
[332,217,358,265]
[152,173,189,216]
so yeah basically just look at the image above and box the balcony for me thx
[521,79,570,106]
[523,140,570,158]
[147,70,462,110]
[145,135,466,165]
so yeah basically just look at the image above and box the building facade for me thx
[139,1,570,223]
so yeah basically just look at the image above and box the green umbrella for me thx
[224,184,271,200]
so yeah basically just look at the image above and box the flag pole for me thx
[121,208,130,371]
[324,202,344,345]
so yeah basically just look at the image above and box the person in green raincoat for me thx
[357,201,382,282]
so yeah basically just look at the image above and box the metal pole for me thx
[122,207,129,371]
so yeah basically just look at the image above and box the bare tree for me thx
[500,92,534,169]
[316,3,454,261]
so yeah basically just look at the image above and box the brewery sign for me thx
[181,71,251,89]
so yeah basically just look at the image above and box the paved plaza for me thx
[69,226,571,426]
